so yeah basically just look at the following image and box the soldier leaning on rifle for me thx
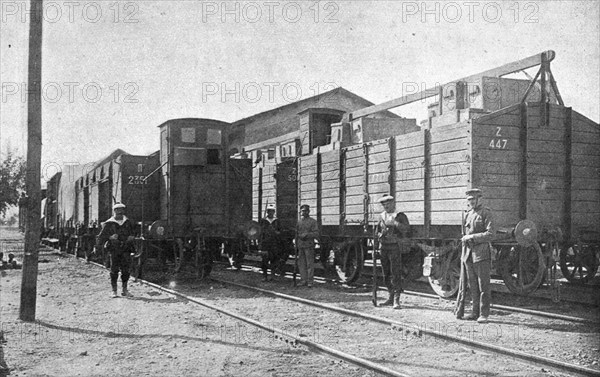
[377,195,411,309]
[96,203,135,298]
[456,188,495,323]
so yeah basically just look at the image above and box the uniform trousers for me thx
[261,245,279,276]
[297,246,314,284]
[463,256,491,317]
[110,250,131,289]
[380,246,403,293]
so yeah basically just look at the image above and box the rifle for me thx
[455,211,468,318]
[293,224,299,287]
[372,219,379,307]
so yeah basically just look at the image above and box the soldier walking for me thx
[456,189,495,323]
[97,203,135,298]
[377,195,411,309]
[296,204,319,287]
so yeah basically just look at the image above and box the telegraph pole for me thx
[20,0,43,322]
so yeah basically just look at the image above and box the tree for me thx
[0,147,26,216]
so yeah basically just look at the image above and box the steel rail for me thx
[235,262,600,325]
[78,258,411,377]
[213,277,600,377]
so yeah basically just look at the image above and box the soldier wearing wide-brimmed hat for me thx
[377,194,411,309]
[259,203,284,281]
[97,202,135,298]
[456,188,495,323]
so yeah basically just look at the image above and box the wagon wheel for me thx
[499,243,545,295]
[559,243,599,284]
[335,241,363,283]
[428,247,461,298]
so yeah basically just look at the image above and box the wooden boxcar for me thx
[135,118,253,277]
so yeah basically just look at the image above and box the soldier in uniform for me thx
[97,203,135,298]
[457,188,495,323]
[377,195,411,309]
[259,204,283,281]
[296,204,320,287]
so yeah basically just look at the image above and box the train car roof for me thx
[156,118,230,128]
[230,87,399,128]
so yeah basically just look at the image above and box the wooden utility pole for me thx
[20,0,43,322]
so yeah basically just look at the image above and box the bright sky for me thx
[1,0,598,182]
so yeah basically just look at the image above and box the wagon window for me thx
[181,128,196,143]
[207,129,222,145]
[207,149,221,164]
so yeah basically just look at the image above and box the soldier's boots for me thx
[393,293,401,309]
[380,290,394,306]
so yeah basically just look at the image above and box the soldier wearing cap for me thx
[457,188,495,323]
[259,204,283,281]
[97,202,135,298]
[295,204,320,287]
[377,194,411,309]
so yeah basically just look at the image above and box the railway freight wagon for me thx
[134,118,253,278]
[288,51,600,296]
[298,102,600,296]
[71,150,161,260]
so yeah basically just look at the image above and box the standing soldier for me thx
[296,204,319,288]
[377,195,411,309]
[457,188,495,323]
[97,203,135,298]
[259,204,283,281]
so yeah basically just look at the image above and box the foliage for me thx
[0,148,26,216]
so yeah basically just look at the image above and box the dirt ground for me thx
[1,253,387,377]
[1,226,598,377]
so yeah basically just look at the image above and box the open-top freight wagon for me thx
[255,51,599,296]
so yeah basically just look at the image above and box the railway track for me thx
[74,253,600,376]
[237,258,600,325]
[208,273,600,377]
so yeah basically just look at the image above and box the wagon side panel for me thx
[395,131,425,225]
[275,158,299,231]
[299,154,318,218]
[472,106,521,228]
[229,158,253,234]
[523,103,567,232]
[320,150,341,226]
[366,140,391,224]
[571,110,600,232]
[119,154,161,225]
[429,122,471,225]
[343,145,365,225]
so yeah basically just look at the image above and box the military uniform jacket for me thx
[378,211,411,253]
[462,205,495,263]
[259,217,282,249]
[97,216,135,254]
[296,216,319,248]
